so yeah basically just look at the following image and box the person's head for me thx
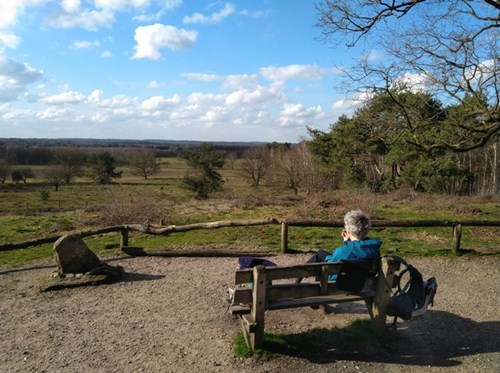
[343,210,370,241]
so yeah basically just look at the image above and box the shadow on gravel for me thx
[120,272,165,282]
[264,310,500,368]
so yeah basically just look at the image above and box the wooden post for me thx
[249,265,267,350]
[280,222,288,254]
[451,224,462,255]
[120,228,129,248]
[371,257,399,333]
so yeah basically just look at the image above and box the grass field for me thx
[1,159,499,267]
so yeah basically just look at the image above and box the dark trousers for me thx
[306,249,330,263]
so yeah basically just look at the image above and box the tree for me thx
[87,152,122,184]
[130,150,160,180]
[182,143,226,198]
[307,90,473,193]
[240,146,270,188]
[316,0,500,152]
[54,149,85,183]
[44,165,66,191]
[0,159,11,184]
[11,168,35,184]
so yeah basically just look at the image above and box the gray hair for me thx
[344,210,371,240]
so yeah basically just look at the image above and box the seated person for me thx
[299,209,381,282]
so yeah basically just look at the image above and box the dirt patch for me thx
[1,254,499,373]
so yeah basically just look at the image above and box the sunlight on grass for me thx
[1,166,498,269]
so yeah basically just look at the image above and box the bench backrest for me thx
[232,259,380,306]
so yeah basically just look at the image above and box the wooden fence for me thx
[1,218,498,255]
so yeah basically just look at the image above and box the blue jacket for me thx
[325,239,382,281]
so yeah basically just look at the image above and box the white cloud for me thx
[62,0,81,13]
[465,59,498,86]
[94,0,150,11]
[183,3,235,25]
[392,72,432,93]
[141,94,181,110]
[100,94,139,108]
[186,92,225,106]
[37,106,71,119]
[38,91,87,105]
[0,55,43,102]
[239,8,272,18]
[332,89,375,112]
[280,104,326,127]
[88,90,103,103]
[279,103,325,127]
[222,74,259,90]
[260,64,327,83]
[100,50,113,58]
[181,72,222,82]
[148,80,159,88]
[72,40,100,49]
[45,9,115,31]
[225,84,283,106]
[365,49,384,61]
[132,24,197,60]
[133,0,182,22]
[0,32,20,50]
[200,106,228,126]
[162,0,182,10]
[0,0,49,30]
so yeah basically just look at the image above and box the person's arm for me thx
[325,245,347,262]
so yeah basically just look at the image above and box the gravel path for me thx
[1,254,499,373]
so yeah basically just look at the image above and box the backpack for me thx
[237,256,277,270]
[227,256,277,308]
[386,255,437,328]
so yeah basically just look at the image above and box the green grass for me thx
[1,162,499,268]
[233,318,399,358]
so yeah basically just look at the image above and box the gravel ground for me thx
[1,253,499,373]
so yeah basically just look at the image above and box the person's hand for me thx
[341,229,350,241]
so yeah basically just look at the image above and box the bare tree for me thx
[44,165,66,191]
[269,142,312,195]
[240,146,270,188]
[54,149,85,183]
[316,0,500,152]
[130,150,160,180]
[0,159,11,184]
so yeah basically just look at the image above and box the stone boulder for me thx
[53,234,102,274]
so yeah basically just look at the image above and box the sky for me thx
[0,0,365,143]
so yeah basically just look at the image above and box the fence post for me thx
[451,224,462,255]
[120,228,129,249]
[280,221,288,254]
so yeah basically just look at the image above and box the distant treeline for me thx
[0,138,270,164]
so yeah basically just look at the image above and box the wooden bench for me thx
[229,256,400,351]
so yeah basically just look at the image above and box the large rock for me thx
[53,234,102,274]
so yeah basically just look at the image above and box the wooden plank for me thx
[264,262,343,281]
[233,287,252,304]
[267,283,321,300]
[268,293,374,310]
[234,277,378,304]
[230,304,251,315]
[235,262,343,284]
[249,265,267,350]
[235,269,253,284]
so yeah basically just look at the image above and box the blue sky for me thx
[0,1,364,143]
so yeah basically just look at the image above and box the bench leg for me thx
[364,298,374,320]
[245,266,267,351]
[371,257,399,332]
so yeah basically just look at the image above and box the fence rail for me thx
[1,218,499,255]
